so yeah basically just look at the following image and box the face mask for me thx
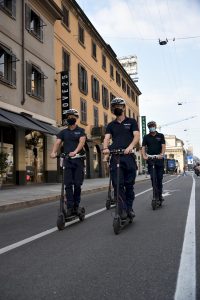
[114,107,123,116]
[149,127,156,132]
[67,118,76,125]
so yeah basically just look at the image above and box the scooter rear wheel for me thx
[78,207,85,221]
[106,199,111,210]
[113,217,121,235]
[57,214,65,230]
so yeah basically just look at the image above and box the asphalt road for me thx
[0,173,199,300]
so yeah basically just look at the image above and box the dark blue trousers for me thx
[64,158,84,209]
[110,155,137,212]
[147,159,164,197]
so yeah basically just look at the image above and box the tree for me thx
[0,152,9,178]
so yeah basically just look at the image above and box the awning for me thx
[0,108,59,135]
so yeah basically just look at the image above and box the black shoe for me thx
[66,208,73,218]
[73,206,79,215]
[120,209,127,220]
[159,196,164,202]
[127,209,135,219]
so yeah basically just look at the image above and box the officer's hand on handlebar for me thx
[124,146,133,155]
[143,154,148,160]
[68,151,77,157]
[50,152,57,159]
[103,148,110,155]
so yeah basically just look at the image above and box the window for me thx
[116,71,121,86]
[25,5,44,42]
[128,108,131,118]
[93,106,99,127]
[62,5,69,28]
[80,98,87,124]
[136,95,138,106]
[131,90,135,102]
[104,113,108,126]
[91,75,100,102]
[110,92,115,111]
[0,0,16,18]
[122,78,126,92]
[102,85,109,109]
[78,64,88,94]
[78,23,84,45]
[102,54,106,70]
[92,41,97,59]
[0,44,17,86]
[110,64,114,79]
[62,49,70,71]
[26,62,46,100]
[133,112,135,119]
[127,84,130,97]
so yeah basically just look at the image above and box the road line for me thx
[174,176,196,300]
[0,176,178,255]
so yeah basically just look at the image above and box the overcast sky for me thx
[76,0,200,158]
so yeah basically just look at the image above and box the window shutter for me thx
[85,69,88,94]
[41,71,44,100]
[12,0,16,17]
[39,17,44,41]
[25,4,31,30]
[26,61,32,94]
[91,75,94,99]
[78,64,81,91]
[11,54,16,85]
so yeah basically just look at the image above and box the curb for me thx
[0,177,150,212]
[0,186,109,212]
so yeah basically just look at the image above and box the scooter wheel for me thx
[57,214,65,230]
[151,200,156,210]
[113,217,121,235]
[106,199,111,210]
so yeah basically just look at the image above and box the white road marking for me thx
[174,176,196,300]
[0,176,178,255]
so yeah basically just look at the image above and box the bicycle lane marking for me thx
[174,175,196,300]
[0,177,178,255]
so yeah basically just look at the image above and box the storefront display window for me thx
[25,130,44,183]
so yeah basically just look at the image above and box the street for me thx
[0,174,199,300]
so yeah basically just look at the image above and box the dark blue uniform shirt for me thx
[57,126,86,153]
[142,132,165,155]
[105,117,139,149]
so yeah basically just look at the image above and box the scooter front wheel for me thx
[57,213,65,230]
[78,207,85,221]
[106,198,111,210]
[113,217,121,235]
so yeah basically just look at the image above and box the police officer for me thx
[103,98,140,219]
[50,109,86,217]
[141,120,166,201]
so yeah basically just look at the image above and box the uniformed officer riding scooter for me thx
[103,97,140,234]
[50,109,86,229]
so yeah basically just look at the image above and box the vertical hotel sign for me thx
[141,116,146,137]
[61,71,70,125]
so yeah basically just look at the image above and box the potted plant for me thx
[0,152,8,188]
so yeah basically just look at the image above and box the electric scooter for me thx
[147,154,163,210]
[109,149,135,235]
[105,156,116,210]
[56,153,86,230]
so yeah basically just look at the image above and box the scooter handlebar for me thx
[57,153,86,159]
[146,154,163,159]
[109,149,135,155]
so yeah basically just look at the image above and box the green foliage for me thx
[0,152,9,176]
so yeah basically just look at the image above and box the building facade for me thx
[165,135,186,172]
[53,0,142,178]
[0,0,62,186]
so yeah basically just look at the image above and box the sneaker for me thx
[73,206,79,215]
[159,196,164,202]
[127,209,135,219]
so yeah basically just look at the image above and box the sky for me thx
[76,0,200,159]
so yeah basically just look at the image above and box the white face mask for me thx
[149,127,156,132]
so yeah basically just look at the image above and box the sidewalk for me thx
[0,174,150,212]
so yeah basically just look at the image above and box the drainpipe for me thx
[21,0,25,105]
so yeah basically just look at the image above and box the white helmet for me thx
[65,109,79,118]
[111,97,126,106]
